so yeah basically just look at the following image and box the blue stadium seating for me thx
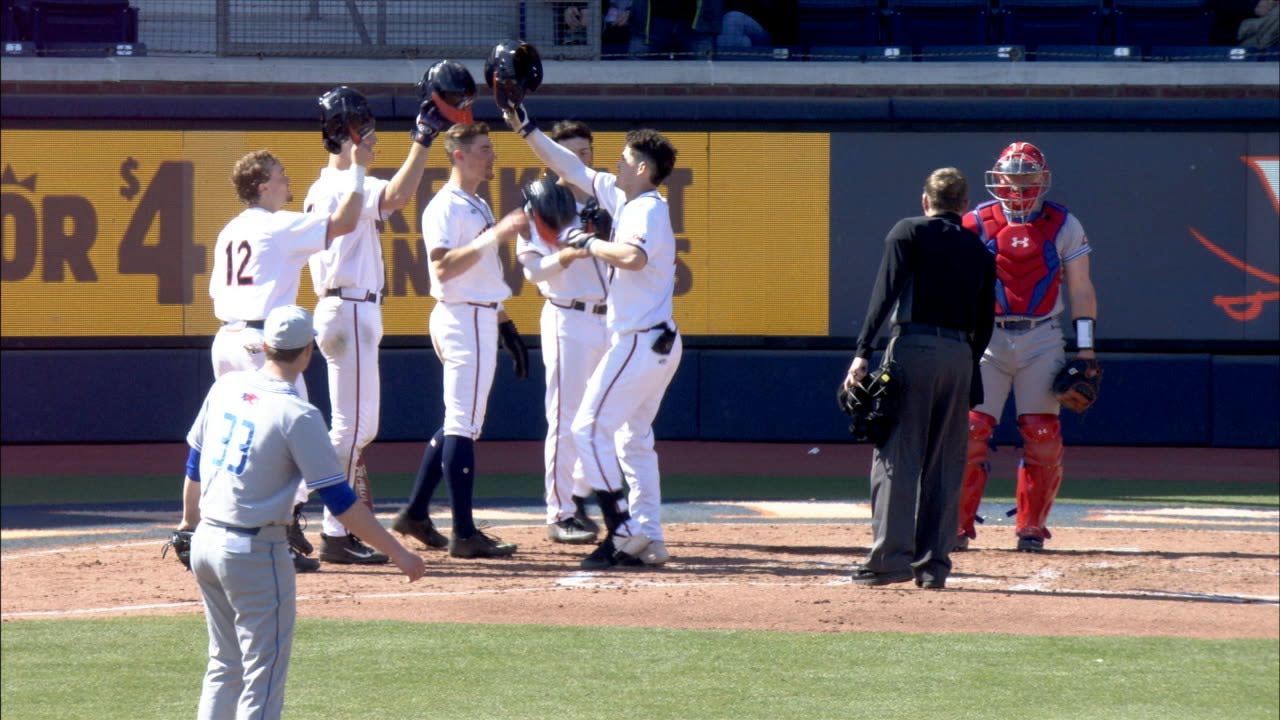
[1150,45,1254,61]
[808,45,911,61]
[1032,44,1141,60]
[886,0,991,48]
[997,0,1105,46]
[798,0,882,47]
[1112,0,1213,48]
[922,44,1027,61]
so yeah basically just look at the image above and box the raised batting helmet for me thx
[318,86,375,155]
[484,39,543,110]
[416,60,477,125]
[985,142,1051,221]
[523,177,577,246]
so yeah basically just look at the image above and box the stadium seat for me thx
[28,0,138,56]
[808,45,911,61]
[921,44,1026,62]
[1112,0,1213,48]
[1032,44,1140,61]
[997,0,1104,46]
[1150,45,1253,61]
[798,0,882,47]
[886,0,991,48]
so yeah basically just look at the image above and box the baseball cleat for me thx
[288,503,314,556]
[953,535,971,552]
[849,566,914,586]
[392,510,449,550]
[547,517,599,544]
[318,533,390,565]
[291,549,320,573]
[448,530,517,559]
[1016,535,1046,553]
[571,496,601,536]
[581,532,651,570]
[639,539,669,566]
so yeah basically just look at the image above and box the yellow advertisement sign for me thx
[1,130,828,337]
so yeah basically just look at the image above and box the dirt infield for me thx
[3,522,1276,639]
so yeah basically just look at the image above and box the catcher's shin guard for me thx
[1015,414,1064,539]
[957,412,997,539]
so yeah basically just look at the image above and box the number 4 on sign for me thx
[117,160,207,304]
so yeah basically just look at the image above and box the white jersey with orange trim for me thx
[304,167,391,298]
[590,172,675,333]
[423,183,510,304]
[514,201,610,304]
[210,207,328,322]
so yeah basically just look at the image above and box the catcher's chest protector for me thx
[968,201,1069,317]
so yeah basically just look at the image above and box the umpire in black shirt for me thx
[842,168,996,589]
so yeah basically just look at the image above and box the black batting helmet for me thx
[523,177,577,245]
[318,86,375,155]
[484,39,543,109]
[416,60,477,121]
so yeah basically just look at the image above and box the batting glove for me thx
[504,103,538,138]
[411,100,450,148]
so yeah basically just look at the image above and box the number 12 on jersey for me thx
[212,412,256,475]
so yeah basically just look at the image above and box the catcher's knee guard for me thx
[1015,414,1064,539]
[957,411,997,539]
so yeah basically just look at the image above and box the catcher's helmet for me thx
[417,60,477,124]
[985,142,1051,222]
[523,177,577,244]
[318,86,375,155]
[484,39,543,109]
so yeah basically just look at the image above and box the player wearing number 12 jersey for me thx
[209,147,370,570]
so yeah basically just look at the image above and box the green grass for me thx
[3,473,1276,509]
[2,617,1277,720]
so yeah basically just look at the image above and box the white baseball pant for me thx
[573,327,682,542]
[430,301,499,440]
[540,300,610,524]
[313,294,384,537]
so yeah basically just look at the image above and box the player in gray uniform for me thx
[392,122,528,559]
[209,146,370,572]
[506,103,683,570]
[176,305,424,720]
[516,120,612,545]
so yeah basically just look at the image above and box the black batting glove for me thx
[504,104,538,138]
[497,320,529,380]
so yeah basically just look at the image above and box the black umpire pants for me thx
[863,333,972,583]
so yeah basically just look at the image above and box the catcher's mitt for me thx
[162,529,194,571]
[1053,357,1102,413]
[837,361,900,446]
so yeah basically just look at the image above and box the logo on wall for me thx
[1188,156,1279,322]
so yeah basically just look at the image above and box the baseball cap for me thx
[263,305,316,351]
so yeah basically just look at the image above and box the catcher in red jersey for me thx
[955,142,1101,553]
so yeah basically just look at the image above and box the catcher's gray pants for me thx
[191,523,295,720]
[864,334,972,582]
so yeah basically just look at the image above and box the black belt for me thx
[550,299,607,316]
[465,301,499,309]
[326,288,381,304]
[223,320,265,329]
[995,316,1053,331]
[894,323,969,343]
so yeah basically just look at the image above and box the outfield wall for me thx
[1,94,1277,447]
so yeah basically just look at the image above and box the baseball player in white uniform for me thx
[176,305,423,720]
[516,120,613,545]
[392,122,528,559]
[303,81,459,565]
[209,145,370,572]
[506,103,683,570]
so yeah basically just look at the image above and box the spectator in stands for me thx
[627,0,718,59]
[717,2,773,48]
[603,1,633,55]
[1238,0,1279,48]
